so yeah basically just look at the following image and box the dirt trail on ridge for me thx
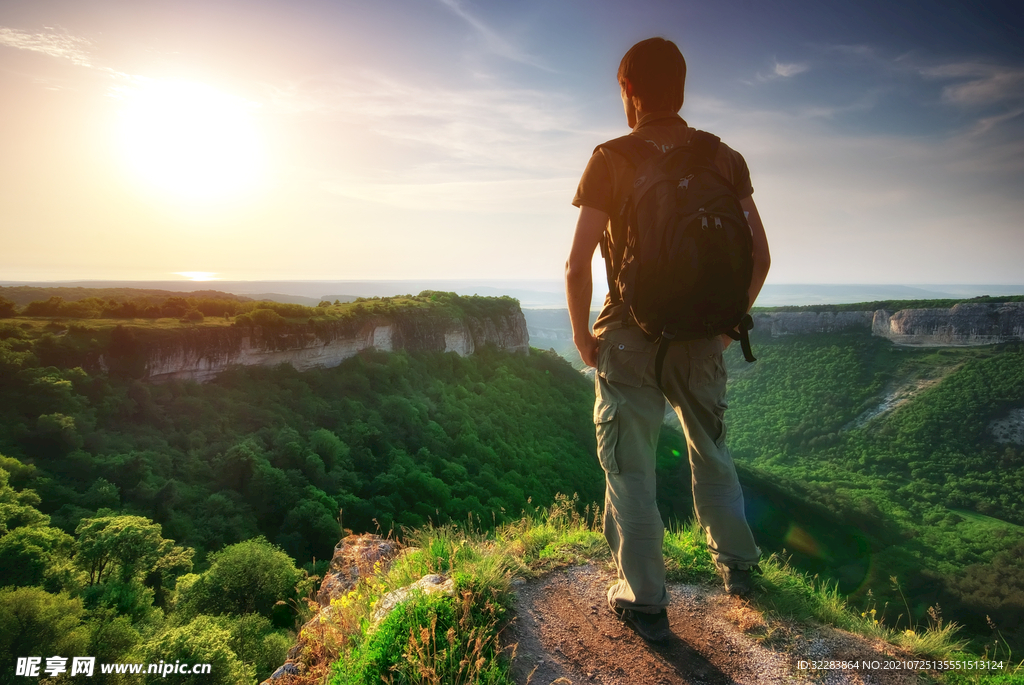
[505,562,934,685]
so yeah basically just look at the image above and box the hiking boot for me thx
[720,564,760,597]
[612,606,672,642]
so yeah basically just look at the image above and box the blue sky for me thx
[1,0,1022,287]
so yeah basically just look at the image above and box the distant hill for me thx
[0,284,252,306]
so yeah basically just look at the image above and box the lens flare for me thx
[783,523,821,557]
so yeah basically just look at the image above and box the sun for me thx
[116,79,264,201]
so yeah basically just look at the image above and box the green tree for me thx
[87,609,140,665]
[0,587,90,682]
[0,525,77,591]
[0,460,49,535]
[172,537,301,627]
[74,515,192,586]
[126,615,254,685]
[218,613,291,682]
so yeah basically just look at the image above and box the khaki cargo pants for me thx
[595,325,760,612]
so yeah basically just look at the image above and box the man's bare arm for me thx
[721,196,770,349]
[741,195,770,308]
[565,205,608,368]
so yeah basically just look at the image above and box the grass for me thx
[950,509,1024,530]
[295,495,1018,684]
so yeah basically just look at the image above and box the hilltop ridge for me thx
[105,306,529,383]
[0,290,530,383]
[755,301,1024,346]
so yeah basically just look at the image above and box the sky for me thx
[1,0,1022,286]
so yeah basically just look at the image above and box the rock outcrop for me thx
[261,533,455,685]
[370,574,455,624]
[871,302,1024,346]
[262,533,406,684]
[102,307,530,383]
[754,311,874,336]
[315,534,403,609]
[753,302,1024,347]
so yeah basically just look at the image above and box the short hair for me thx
[617,37,686,113]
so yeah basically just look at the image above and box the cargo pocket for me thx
[598,332,651,388]
[593,399,620,475]
[689,350,726,388]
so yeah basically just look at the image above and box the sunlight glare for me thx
[116,79,264,201]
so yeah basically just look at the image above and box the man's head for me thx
[617,37,686,116]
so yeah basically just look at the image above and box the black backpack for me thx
[598,130,757,379]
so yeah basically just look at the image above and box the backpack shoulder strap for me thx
[592,135,655,303]
[689,130,721,164]
[595,134,659,168]
[599,129,722,166]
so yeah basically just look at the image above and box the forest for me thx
[720,331,1024,651]
[2,287,1023,681]
[0,291,598,682]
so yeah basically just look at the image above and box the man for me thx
[565,37,771,642]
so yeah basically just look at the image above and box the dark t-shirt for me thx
[572,111,754,333]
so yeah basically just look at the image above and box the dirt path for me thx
[505,562,934,685]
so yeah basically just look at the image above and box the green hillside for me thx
[2,288,1023,682]
[721,330,1024,650]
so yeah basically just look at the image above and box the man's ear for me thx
[620,77,634,98]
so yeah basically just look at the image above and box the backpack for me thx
[598,130,757,378]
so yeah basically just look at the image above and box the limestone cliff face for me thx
[871,302,1024,346]
[753,302,1024,346]
[753,311,874,336]
[106,309,530,383]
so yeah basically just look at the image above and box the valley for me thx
[1,286,1023,680]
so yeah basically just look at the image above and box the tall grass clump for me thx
[662,519,718,583]
[327,494,602,684]
[329,579,514,685]
[753,553,969,659]
[755,553,861,632]
[496,493,604,571]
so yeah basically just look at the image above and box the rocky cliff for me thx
[753,310,875,336]
[754,302,1024,346]
[871,302,1024,346]
[102,308,530,383]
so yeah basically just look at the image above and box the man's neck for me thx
[633,111,685,131]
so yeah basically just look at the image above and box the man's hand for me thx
[575,332,599,368]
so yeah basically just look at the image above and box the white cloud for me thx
[434,0,551,71]
[826,50,1024,109]
[773,62,809,78]
[0,26,93,67]
[921,62,1024,107]
[752,59,810,83]
[970,108,1024,137]
[265,70,594,180]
